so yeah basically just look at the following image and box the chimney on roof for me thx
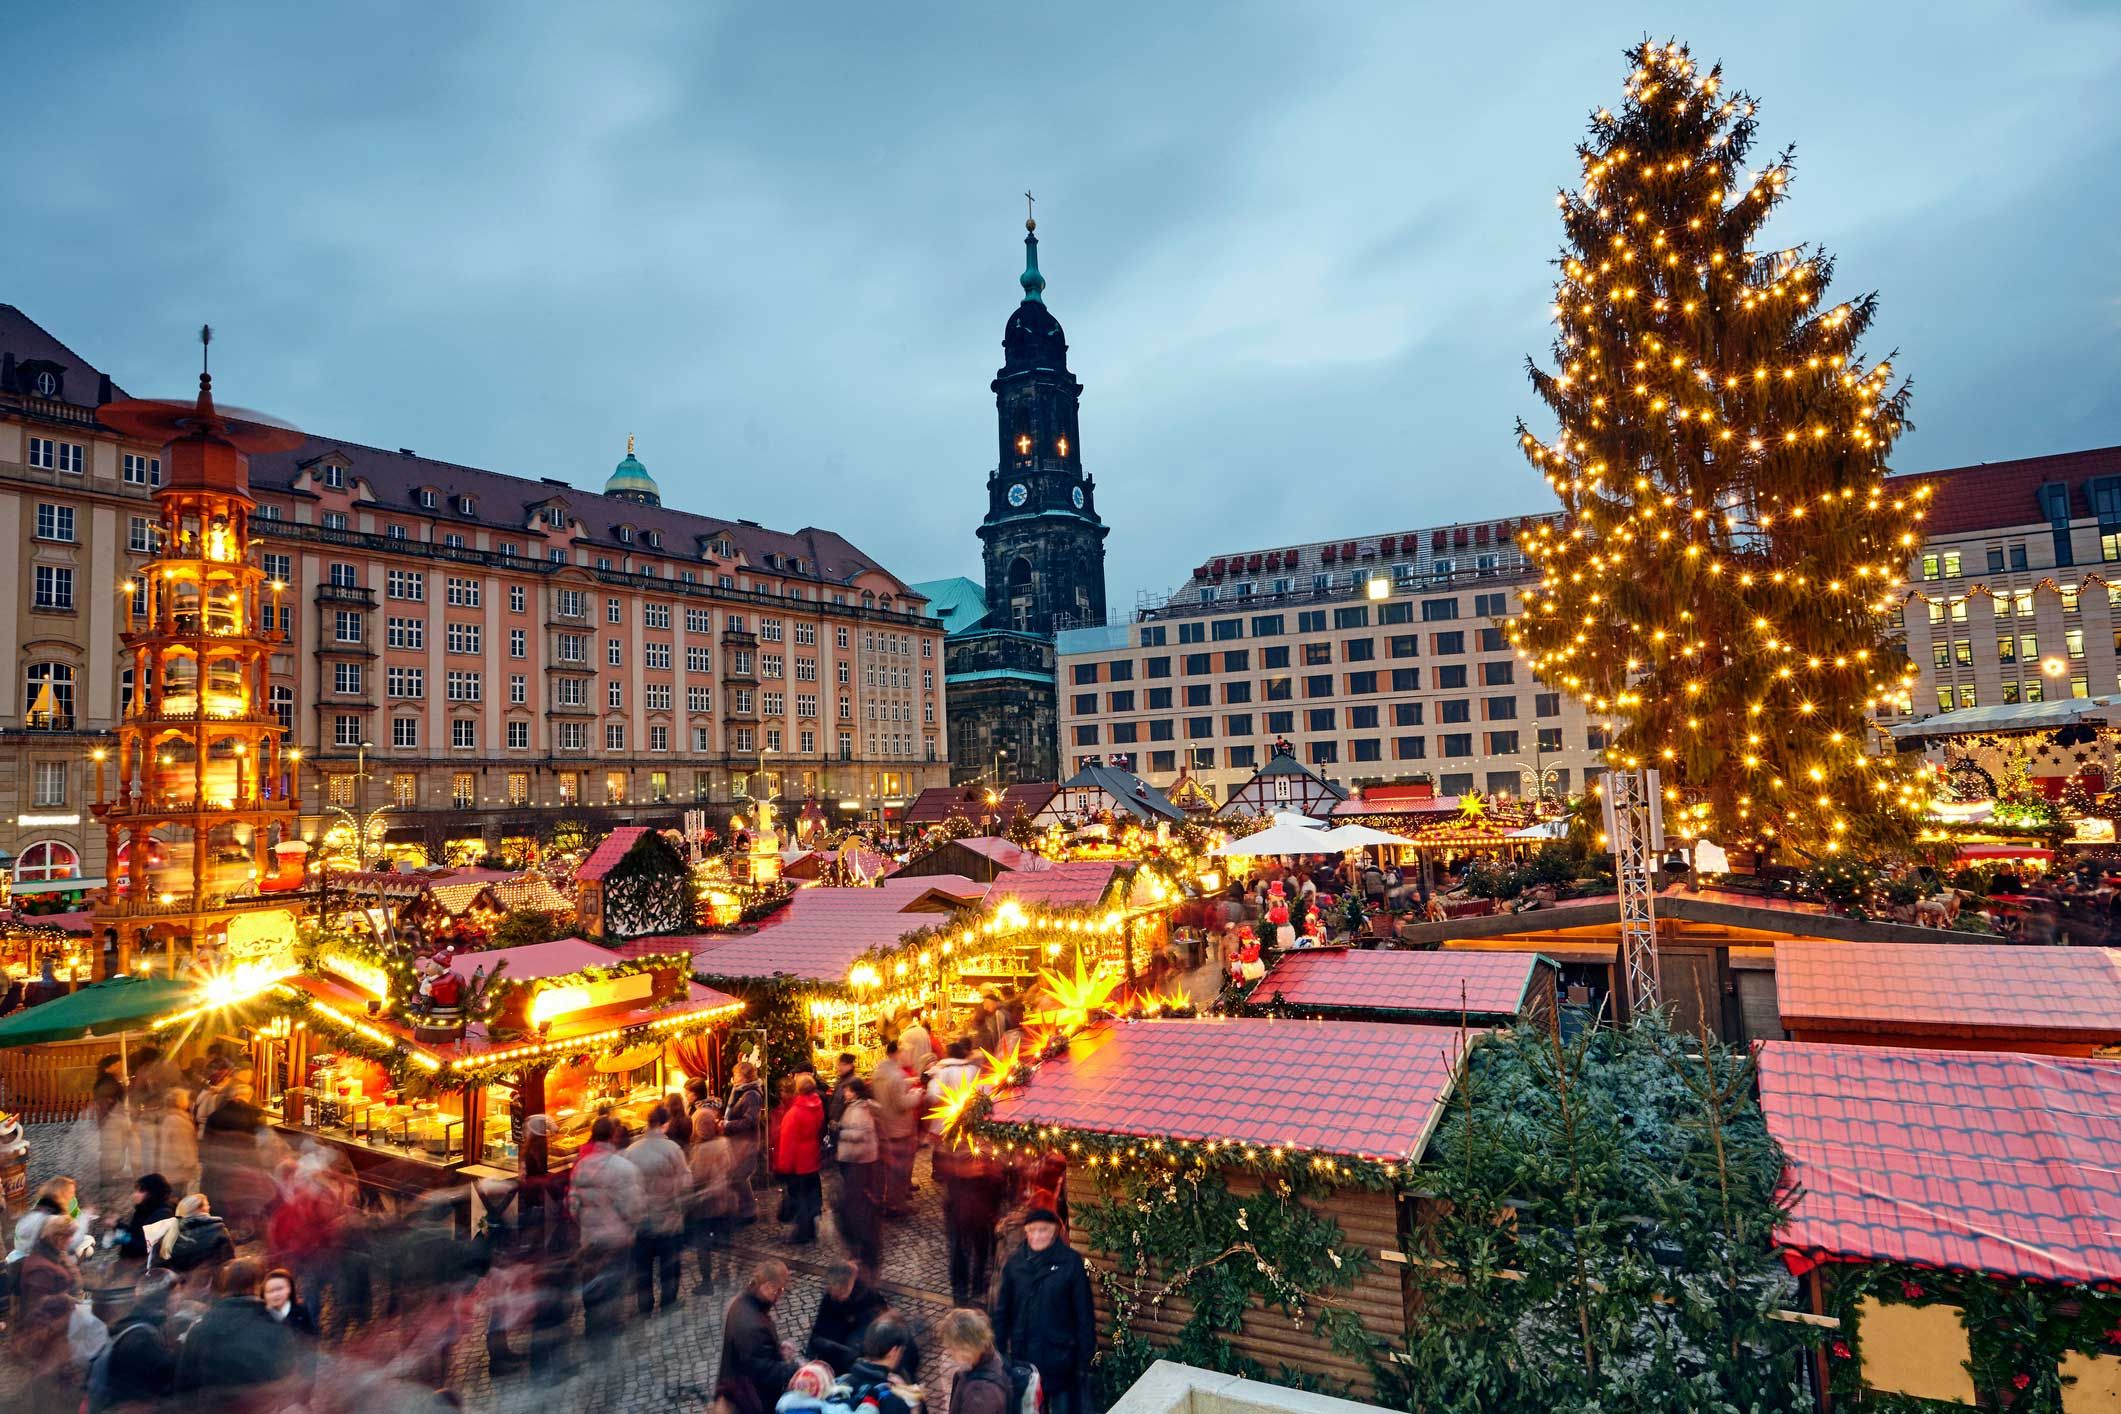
[0,353,14,393]
[96,373,113,405]
[399,448,416,457]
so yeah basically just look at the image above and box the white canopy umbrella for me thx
[1213,814,1332,857]
[1506,819,1569,841]
[1314,823,1418,850]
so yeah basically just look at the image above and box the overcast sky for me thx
[8,3,2117,607]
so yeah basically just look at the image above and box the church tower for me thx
[978,212,1109,636]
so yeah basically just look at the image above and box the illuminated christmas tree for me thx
[1509,39,1930,857]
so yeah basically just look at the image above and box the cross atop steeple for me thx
[1024,190,1035,231]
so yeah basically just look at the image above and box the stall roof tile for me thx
[984,861,1118,909]
[1774,940,2121,1041]
[986,1017,1470,1163]
[1256,948,1541,1018]
[576,827,651,883]
[1756,1041,2121,1284]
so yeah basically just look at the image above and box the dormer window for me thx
[456,495,475,516]
[322,464,345,490]
[541,506,567,530]
[417,489,437,509]
[618,526,634,544]
[644,530,661,549]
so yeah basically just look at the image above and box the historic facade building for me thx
[920,215,1108,786]
[0,303,949,892]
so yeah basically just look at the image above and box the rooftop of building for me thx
[905,577,989,636]
[0,303,125,410]
[1773,939,2121,1042]
[0,302,929,613]
[1756,1040,2121,1284]
[1253,947,1547,1021]
[1894,444,2121,539]
[984,1017,1471,1164]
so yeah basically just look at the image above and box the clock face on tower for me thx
[1007,483,1029,508]
[1072,486,1085,510]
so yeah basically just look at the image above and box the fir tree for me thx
[1508,39,1929,859]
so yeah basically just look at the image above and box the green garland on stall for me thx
[496,950,692,1020]
[692,971,815,1087]
[271,993,438,1095]
[1821,1261,2121,1412]
[1073,1155,1379,1403]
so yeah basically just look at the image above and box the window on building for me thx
[23,663,74,726]
[452,720,477,749]
[32,566,73,611]
[1307,741,1338,765]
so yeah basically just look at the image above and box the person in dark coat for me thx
[723,1063,765,1224]
[992,1208,1096,1414]
[806,1259,885,1373]
[173,1258,300,1394]
[939,1307,1014,1414]
[90,1268,178,1412]
[261,1267,319,1337]
[113,1173,175,1262]
[840,1316,920,1414]
[938,1138,1005,1307]
[715,1260,798,1414]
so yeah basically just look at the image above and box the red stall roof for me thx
[984,860,1119,910]
[686,874,985,983]
[1255,948,1545,1019]
[1755,1041,2121,1284]
[575,827,651,884]
[986,1017,1470,1163]
[1774,940,2121,1045]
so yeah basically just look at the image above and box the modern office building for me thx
[1895,446,2121,723]
[1054,517,1609,807]
[0,303,949,893]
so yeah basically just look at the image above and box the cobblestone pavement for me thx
[3,1123,1044,1413]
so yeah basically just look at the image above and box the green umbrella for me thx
[0,977,197,1048]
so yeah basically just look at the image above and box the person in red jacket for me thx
[774,1074,826,1244]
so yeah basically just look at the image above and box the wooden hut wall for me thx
[1072,1164,1404,1395]
[1520,961,1560,1034]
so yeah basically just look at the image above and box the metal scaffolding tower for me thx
[1602,767,1665,1018]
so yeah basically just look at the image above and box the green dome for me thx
[605,436,661,505]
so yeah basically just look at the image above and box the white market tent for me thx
[1888,694,2121,745]
[1314,823,1420,849]
[1213,814,1333,857]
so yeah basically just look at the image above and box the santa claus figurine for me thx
[1230,927,1265,984]
[1265,881,1295,949]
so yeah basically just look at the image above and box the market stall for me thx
[248,938,739,1197]
[1242,946,1559,1031]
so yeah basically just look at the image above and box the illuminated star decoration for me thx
[1032,954,1122,1036]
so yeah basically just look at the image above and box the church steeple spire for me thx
[1019,191,1045,304]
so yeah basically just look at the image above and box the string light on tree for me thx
[1506,39,1932,858]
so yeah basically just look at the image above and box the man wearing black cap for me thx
[991,1207,1094,1414]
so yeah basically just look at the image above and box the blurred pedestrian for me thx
[113,1173,175,1262]
[724,1061,765,1224]
[132,1086,198,1196]
[938,1137,1004,1307]
[623,1105,689,1315]
[715,1260,798,1414]
[806,1259,884,1373]
[569,1114,642,1341]
[939,1307,1013,1414]
[687,1107,737,1292]
[774,1075,824,1245]
[261,1267,318,1337]
[871,1041,918,1216]
[156,1193,234,1275]
[833,1078,883,1274]
[173,1257,299,1395]
[87,1267,177,1412]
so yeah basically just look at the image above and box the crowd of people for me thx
[0,1005,1102,1414]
